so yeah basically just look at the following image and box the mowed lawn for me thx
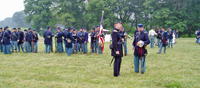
[0,38,199,88]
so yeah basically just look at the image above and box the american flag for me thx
[98,11,104,52]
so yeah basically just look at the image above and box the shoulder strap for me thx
[2,32,6,39]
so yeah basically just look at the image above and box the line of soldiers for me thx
[148,26,176,54]
[0,26,39,54]
[43,25,106,56]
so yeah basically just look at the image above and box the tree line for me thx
[2,0,200,37]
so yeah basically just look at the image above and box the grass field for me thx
[0,38,199,88]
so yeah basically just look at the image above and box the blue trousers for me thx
[91,42,96,53]
[25,41,30,53]
[150,36,155,48]
[34,42,38,53]
[176,34,178,38]
[168,39,173,48]
[95,40,102,54]
[45,45,51,53]
[61,42,64,52]
[157,39,161,48]
[50,45,53,52]
[11,41,18,51]
[0,44,2,52]
[57,42,63,53]
[196,38,199,43]
[76,43,80,54]
[44,44,47,53]
[66,47,72,56]
[159,43,166,53]
[134,56,146,73]
[18,43,24,52]
[82,42,88,54]
[29,42,33,52]
[122,41,128,55]
[64,42,67,53]
[3,44,11,54]
[95,40,98,53]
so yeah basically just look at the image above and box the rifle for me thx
[124,36,127,56]
[55,37,57,53]
[31,33,35,53]
[72,39,77,54]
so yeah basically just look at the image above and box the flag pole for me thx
[98,11,104,54]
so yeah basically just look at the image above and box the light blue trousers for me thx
[168,39,173,48]
[95,40,102,54]
[66,47,72,56]
[3,44,11,54]
[11,41,18,51]
[157,39,161,48]
[76,43,80,54]
[45,45,51,53]
[150,36,155,48]
[18,43,24,52]
[34,42,38,53]
[159,43,166,53]
[82,42,88,54]
[25,41,30,53]
[57,42,63,53]
[29,42,33,52]
[134,56,146,73]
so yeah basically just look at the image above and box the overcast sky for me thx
[0,0,24,21]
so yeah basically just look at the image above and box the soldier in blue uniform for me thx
[82,27,88,54]
[111,21,123,77]
[65,27,74,56]
[43,28,48,53]
[44,26,54,53]
[79,28,83,52]
[72,29,80,54]
[55,28,64,53]
[132,23,150,74]
[33,30,39,53]
[1,27,11,54]
[11,28,18,52]
[90,28,96,53]
[28,28,34,52]
[95,25,104,54]
[168,27,173,48]
[5,26,11,36]
[24,29,30,53]
[119,27,128,55]
[196,29,200,44]
[63,27,69,53]
[156,28,162,47]
[157,26,168,54]
[0,27,3,52]
[17,28,24,52]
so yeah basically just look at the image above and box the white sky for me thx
[0,0,24,21]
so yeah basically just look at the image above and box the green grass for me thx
[0,38,200,88]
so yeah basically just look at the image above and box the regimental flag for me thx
[98,11,104,52]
